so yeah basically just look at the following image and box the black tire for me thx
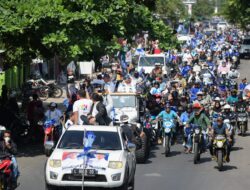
[39,87,49,101]
[240,125,245,136]
[52,86,63,98]
[45,183,57,190]
[165,136,170,157]
[135,135,147,163]
[115,171,129,190]
[193,142,199,164]
[217,150,223,171]
[0,174,5,190]
[143,128,151,157]
[129,175,135,190]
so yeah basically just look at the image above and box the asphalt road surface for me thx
[17,59,250,190]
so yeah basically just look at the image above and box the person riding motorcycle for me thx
[0,130,19,187]
[156,103,181,143]
[181,104,193,147]
[45,102,63,143]
[235,96,248,131]
[185,102,211,153]
[209,114,231,162]
[222,104,236,123]
[228,66,240,80]
[226,89,238,104]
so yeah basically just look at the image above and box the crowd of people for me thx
[0,22,249,186]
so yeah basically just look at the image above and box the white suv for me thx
[45,125,136,190]
[240,37,250,58]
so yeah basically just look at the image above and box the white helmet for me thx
[215,97,220,101]
[223,104,231,110]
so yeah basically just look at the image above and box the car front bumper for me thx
[46,168,125,188]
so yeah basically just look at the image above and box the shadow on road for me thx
[199,157,211,164]
[214,165,238,172]
[161,150,182,158]
[16,143,44,158]
[231,146,244,151]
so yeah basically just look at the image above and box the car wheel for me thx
[135,135,147,163]
[115,171,129,190]
[129,175,135,190]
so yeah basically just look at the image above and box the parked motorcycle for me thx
[0,154,15,190]
[21,81,49,101]
[162,119,175,157]
[213,135,227,171]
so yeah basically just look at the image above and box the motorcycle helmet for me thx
[214,97,221,101]
[165,102,171,108]
[217,113,224,122]
[49,102,57,108]
[120,115,129,123]
[223,104,231,110]
[193,102,202,109]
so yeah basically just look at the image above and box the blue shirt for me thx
[157,110,178,121]
[180,112,191,123]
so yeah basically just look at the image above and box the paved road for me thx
[17,59,250,190]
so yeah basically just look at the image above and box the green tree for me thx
[192,0,215,20]
[222,0,250,29]
[0,0,177,69]
[155,0,187,27]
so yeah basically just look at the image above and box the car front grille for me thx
[62,174,107,182]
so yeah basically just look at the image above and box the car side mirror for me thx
[126,142,136,152]
[44,141,55,157]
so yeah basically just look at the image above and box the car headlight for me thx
[49,159,61,168]
[108,161,123,169]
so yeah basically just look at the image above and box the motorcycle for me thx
[191,125,206,164]
[8,113,30,144]
[162,119,175,157]
[43,119,56,156]
[237,110,248,136]
[223,119,235,146]
[21,81,49,101]
[213,135,227,171]
[0,154,15,190]
[46,82,63,98]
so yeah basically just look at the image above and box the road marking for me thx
[144,173,162,177]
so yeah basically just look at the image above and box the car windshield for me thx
[243,39,250,45]
[58,130,122,150]
[139,56,165,67]
[111,95,136,108]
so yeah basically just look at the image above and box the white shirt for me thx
[92,102,99,117]
[117,82,136,93]
[73,99,93,124]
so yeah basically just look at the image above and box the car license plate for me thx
[72,169,97,177]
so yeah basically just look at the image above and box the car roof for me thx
[140,54,165,57]
[67,125,120,133]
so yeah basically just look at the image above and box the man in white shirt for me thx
[103,73,115,93]
[117,75,136,93]
[73,89,93,125]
